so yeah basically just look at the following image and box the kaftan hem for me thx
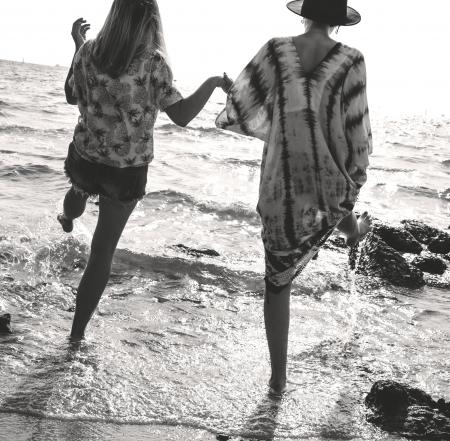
[264,227,335,289]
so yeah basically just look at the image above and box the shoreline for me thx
[0,412,303,441]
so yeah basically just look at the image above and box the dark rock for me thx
[402,220,450,252]
[355,233,425,289]
[372,223,423,254]
[216,436,232,441]
[0,313,12,334]
[412,254,448,275]
[174,244,220,258]
[366,380,411,412]
[428,236,450,255]
[401,220,444,245]
[365,380,450,439]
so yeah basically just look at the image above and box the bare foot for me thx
[268,379,299,399]
[67,335,84,351]
[346,211,372,247]
[268,376,287,398]
[57,214,73,233]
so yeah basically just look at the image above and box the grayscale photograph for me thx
[0,1,449,440]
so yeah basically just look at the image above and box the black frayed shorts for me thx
[64,142,148,203]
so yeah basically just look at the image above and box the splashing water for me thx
[0,59,449,440]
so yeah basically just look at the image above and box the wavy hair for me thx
[92,0,166,78]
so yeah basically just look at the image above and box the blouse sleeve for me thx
[155,56,183,111]
[342,55,373,188]
[215,40,276,142]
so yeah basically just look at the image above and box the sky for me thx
[0,0,449,115]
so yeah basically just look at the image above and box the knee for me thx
[67,186,86,201]
[265,278,289,295]
[264,278,292,303]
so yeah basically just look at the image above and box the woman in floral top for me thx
[59,0,231,340]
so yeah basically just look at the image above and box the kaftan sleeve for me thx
[215,40,276,142]
[342,55,373,188]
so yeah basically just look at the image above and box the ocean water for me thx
[0,59,449,440]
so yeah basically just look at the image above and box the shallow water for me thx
[0,59,449,440]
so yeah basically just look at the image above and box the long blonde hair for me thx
[93,0,166,78]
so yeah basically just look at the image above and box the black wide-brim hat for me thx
[287,0,361,26]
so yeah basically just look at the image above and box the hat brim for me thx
[286,0,361,26]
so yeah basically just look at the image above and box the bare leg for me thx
[264,281,292,395]
[337,211,372,247]
[58,187,89,233]
[70,196,137,340]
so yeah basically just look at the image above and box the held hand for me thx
[71,18,90,49]
[216,73,233,93]
[211,74,233,94]
[222,73,233,93]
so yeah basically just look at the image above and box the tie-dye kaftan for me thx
[216,37,372,286]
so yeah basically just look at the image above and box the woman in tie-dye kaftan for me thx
[216,37,372,288]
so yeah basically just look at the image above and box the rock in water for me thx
[372,223,423,254]
[412,254,448,275]
[401,220,442,244]
[355,233,425,288]
[365,380,450,439]
[0,313,12,334]
[401,219,450,249]
[174,244,220,258]
[428,236,450,255]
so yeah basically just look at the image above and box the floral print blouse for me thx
[68,40,183,168]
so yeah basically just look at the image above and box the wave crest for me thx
[0,125,70,136]
[144,190,259,223]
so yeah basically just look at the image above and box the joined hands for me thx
[213,72,233,94]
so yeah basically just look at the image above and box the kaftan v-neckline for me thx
[289,37,342,78]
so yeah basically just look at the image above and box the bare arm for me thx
[64,57,78,105]
[165,74,232,127]
[65,18,90,105]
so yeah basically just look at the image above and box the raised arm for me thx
[65,18,90,105]
[165,75,232,127]
[64,58,78,105]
